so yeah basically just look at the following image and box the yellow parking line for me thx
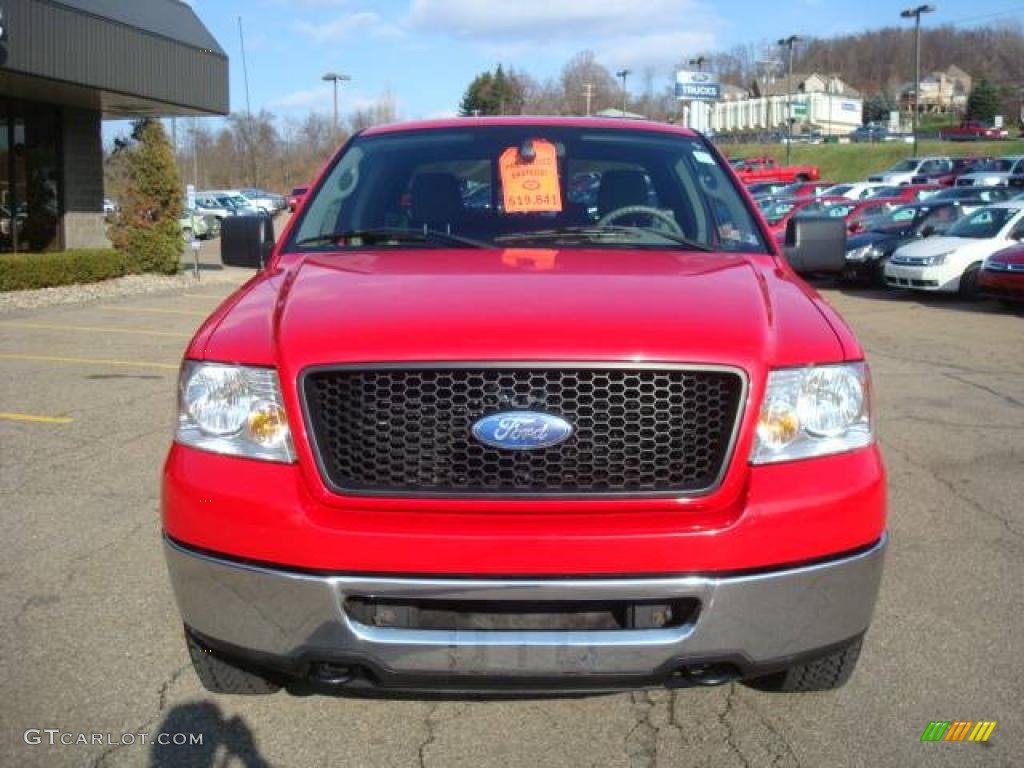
[0,353,178,370]
[98,306,209,317]
[0,322,191,338]
[0,412,74,424]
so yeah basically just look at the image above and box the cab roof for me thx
[360,116,699,138]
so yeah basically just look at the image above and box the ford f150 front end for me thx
[163,118,886,695]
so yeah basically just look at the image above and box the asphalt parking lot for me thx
[1,261,1021,767]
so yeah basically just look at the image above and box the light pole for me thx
[688,57,708,132]
[616,69,631,115]
[778,35,801,165]
[901,5,936,157]
[322,72,351,135]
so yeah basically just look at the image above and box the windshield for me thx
[289,126,768,253]
[973,158,1014,173]
[823,185,852,196]
[887,160,920,173]
[946,207,1016,238]
[871,205,922,231]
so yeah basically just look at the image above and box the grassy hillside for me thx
[718,140,1024,183]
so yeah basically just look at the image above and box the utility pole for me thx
[616,69,631,116]
[322,72,352,137]
[901,4,936,157]
[584,83,593,116]
[777,35,801,165]
[237,16,257,187]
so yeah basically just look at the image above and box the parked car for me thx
[910,156,992,186]
[849,124,892,143]
[730,155,820,184]
[955,156,1024,187]
[843,200,982,284]
[179,210,211,242]
[165,116,885,697]
[885,201,1024,296]
[868,157,952,186]
[930,185,1014,204]
[200,190,264,216]
[939,121,1009,142]
[288,185,309,212]
[745,181,791,200]
[773,181,835,199]
[240,188,285,214]
[760,196,843,238]
[979,243,1024,303]
[815,198,904,235]
[863,184,943,204]
[821,182,892,200]
[194,196,235,220]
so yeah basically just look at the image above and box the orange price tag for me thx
[499,139,563,213]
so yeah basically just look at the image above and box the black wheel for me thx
[186,632,280,695]
[795,174,809,182]
[959,262,982,298]
[744,637,863,693]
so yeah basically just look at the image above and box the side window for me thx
[1009,217,1024,240]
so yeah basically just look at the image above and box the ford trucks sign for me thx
[675,70,721,101]
[472,412,573,450]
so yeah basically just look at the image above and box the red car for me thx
[165,117,886,696]
[939,121,1009,142]
[864,184,943,204]
[979,244,1024,303]
[287,185,309,212]
[730,156,821,184]
[773,180,835,199]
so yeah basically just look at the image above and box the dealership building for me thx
[0,0,228,252]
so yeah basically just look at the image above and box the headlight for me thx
[751,363,873,464]
[177,361,295,462]
[846,245,878,262]
[921,252,949,266]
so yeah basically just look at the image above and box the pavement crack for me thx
[943,372,1024,409]
[887,442,1024,541]
[623,690,658,768]
[417,703,441,768]
[718,684,752,768]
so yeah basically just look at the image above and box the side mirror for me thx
[783,216,846,275]
[221,215,274,270]
[920,224,935,238]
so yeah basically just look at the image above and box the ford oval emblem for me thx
[472,411,573,450]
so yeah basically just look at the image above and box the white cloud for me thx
[293,11,402,44]
[404,0,719,71]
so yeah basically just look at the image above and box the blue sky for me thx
[184,0,1023,123]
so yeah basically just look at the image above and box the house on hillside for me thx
[899,66,972,113]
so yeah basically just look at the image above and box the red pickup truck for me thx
[939,121,1009,141]
[730,156,821,184]
[164,117,886,696]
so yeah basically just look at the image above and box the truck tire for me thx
[744,637,862,692]
[795,174,809,182]
[186,632,281,695]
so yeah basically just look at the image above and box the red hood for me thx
[197,248,846,372]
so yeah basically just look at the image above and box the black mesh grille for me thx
[302,367,744,497]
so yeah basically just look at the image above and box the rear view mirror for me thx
[783,216,846,275]
[221,215,275,270]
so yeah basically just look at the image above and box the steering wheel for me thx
[598,205,683,234]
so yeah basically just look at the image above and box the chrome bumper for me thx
[165,536,886,681]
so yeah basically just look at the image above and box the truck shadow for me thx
[149,701,270,768]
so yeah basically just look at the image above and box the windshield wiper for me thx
[296,227,487,249]
[493,225,713,251]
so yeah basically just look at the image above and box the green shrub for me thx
[0,249,135,291]
[107,119,183,274]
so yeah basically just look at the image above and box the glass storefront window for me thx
[0,99,61,252]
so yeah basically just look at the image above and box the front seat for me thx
[410,173,464,230]
[597,170,650,218]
